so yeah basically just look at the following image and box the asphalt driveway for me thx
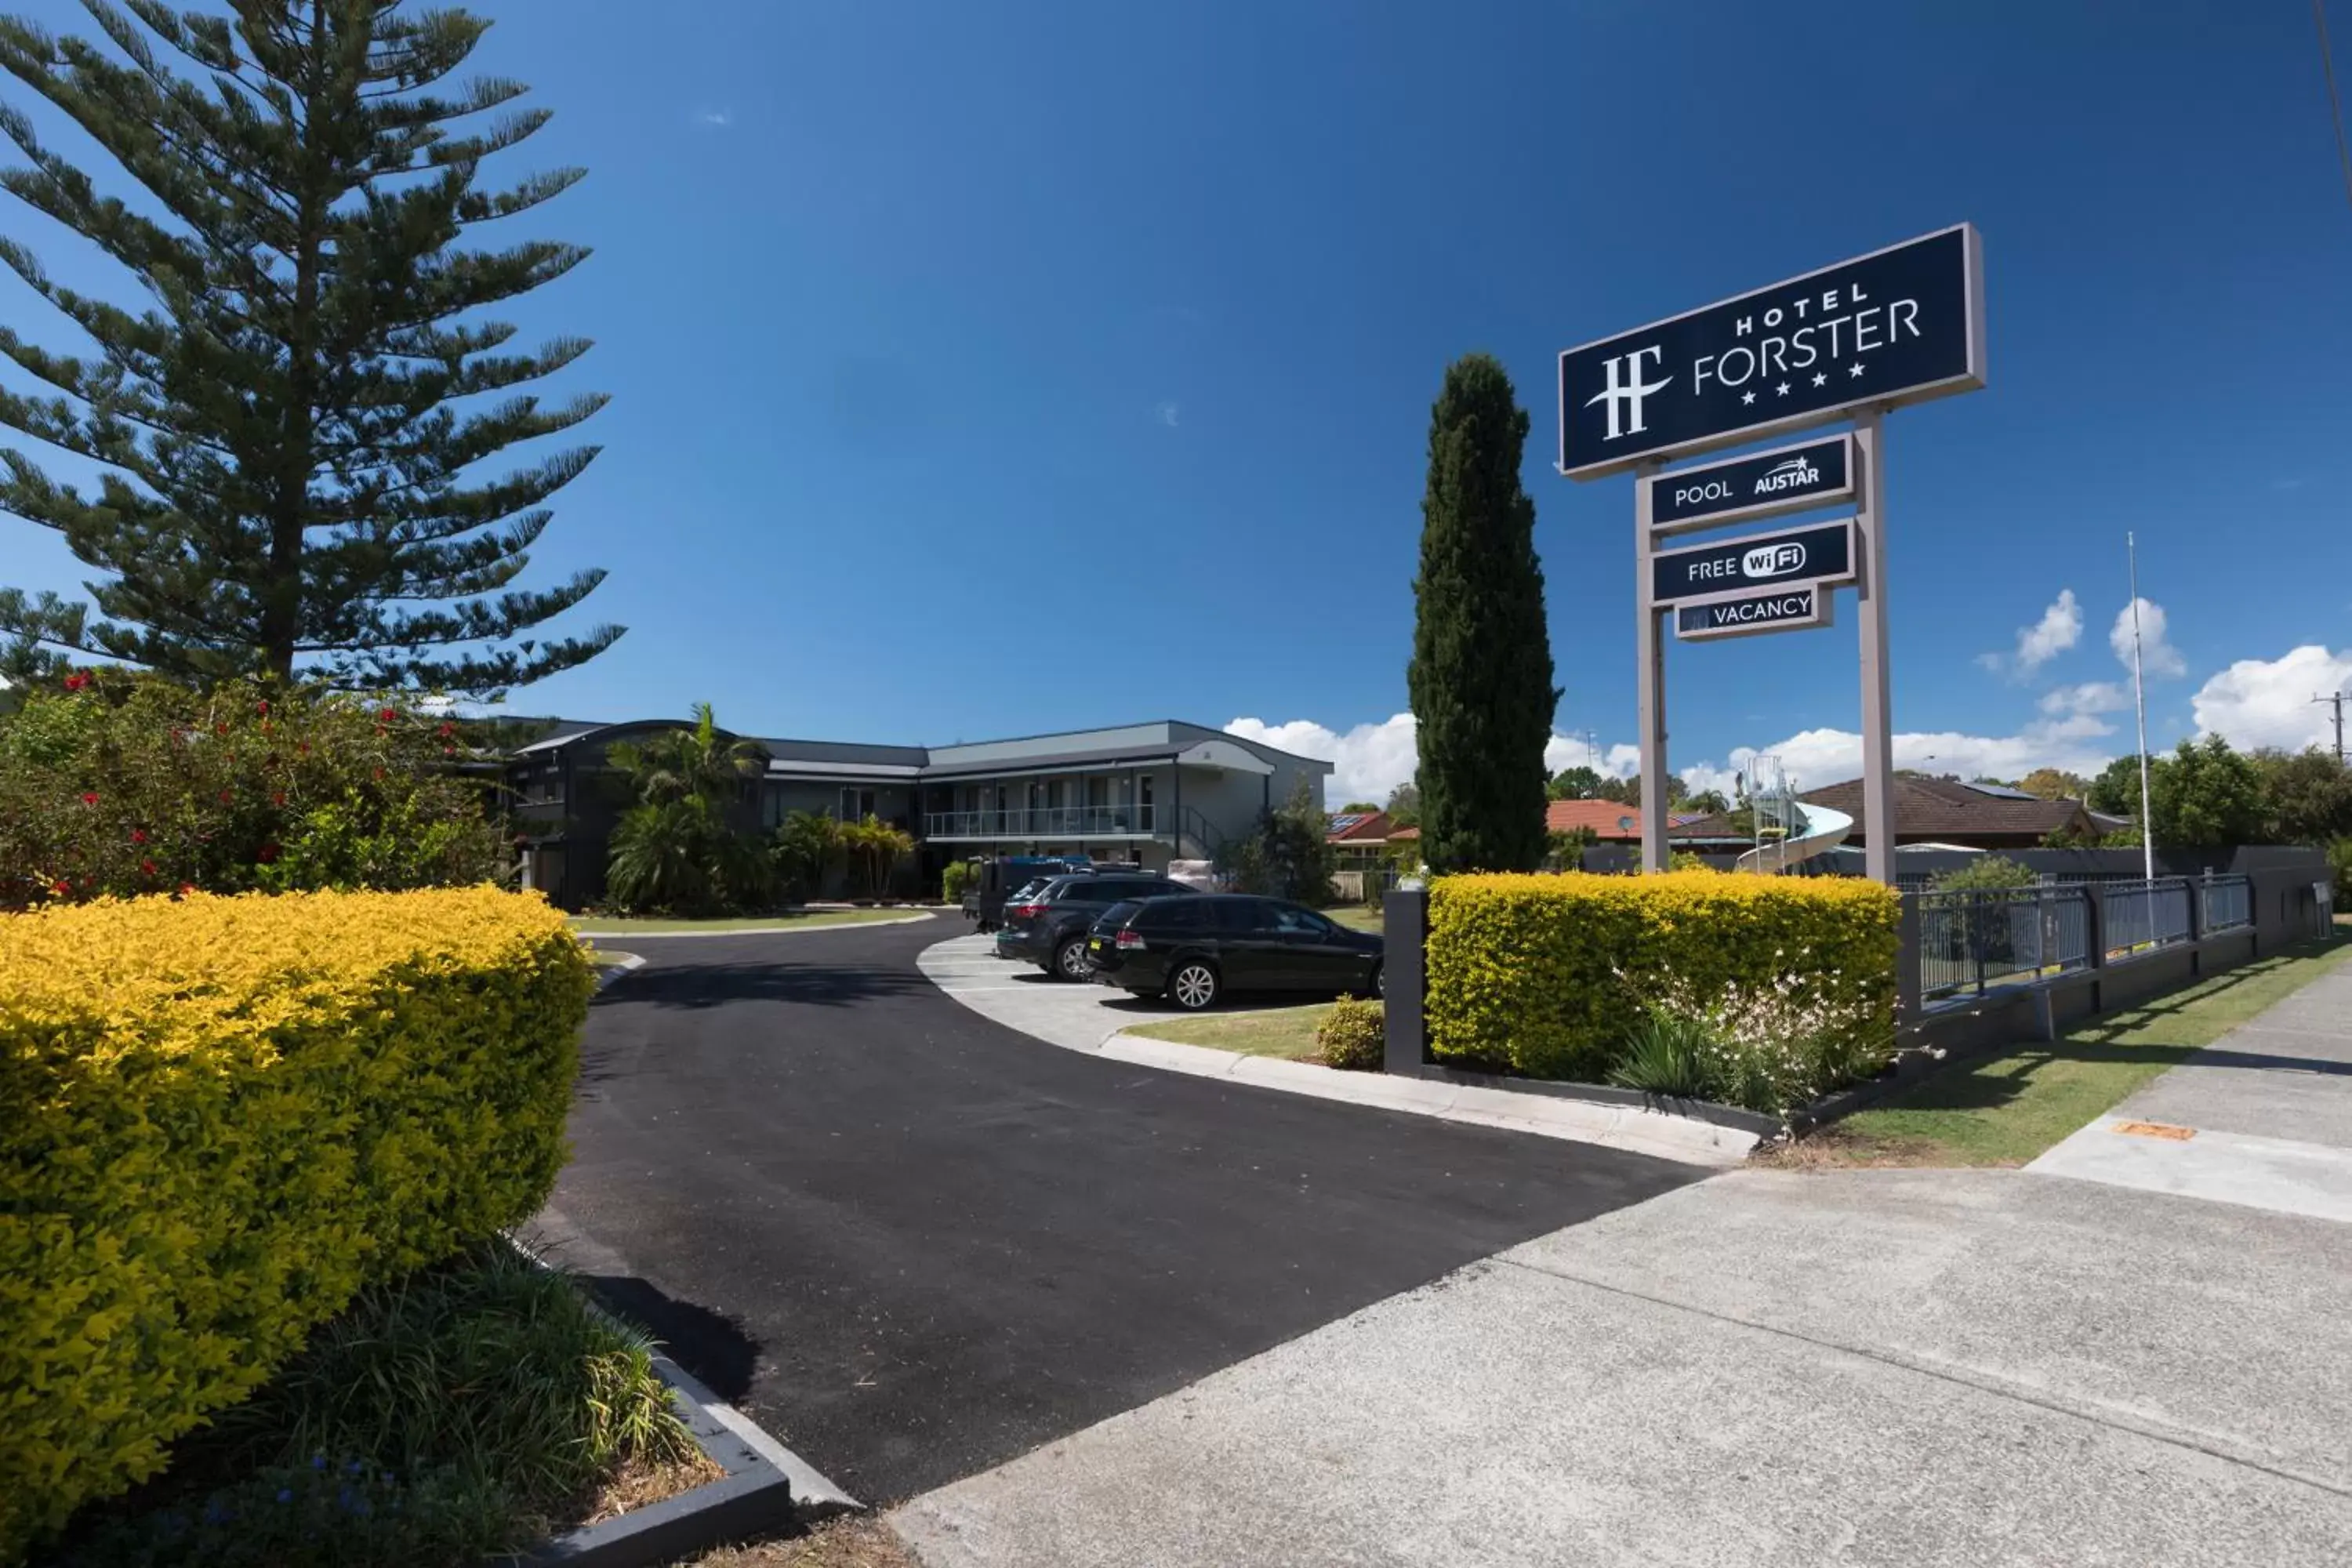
[538,918,1698,1504]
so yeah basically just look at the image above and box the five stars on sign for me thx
[1849,360,1866,378]
[1811,371,1828,387]
[1774,381,1791,397]
[1740,390,1755,405]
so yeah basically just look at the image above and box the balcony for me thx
[924,805,1161,840]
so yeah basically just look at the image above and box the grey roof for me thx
[508,717,1333,779]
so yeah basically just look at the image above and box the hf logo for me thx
[1585,346,1669,440]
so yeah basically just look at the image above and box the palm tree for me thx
[845,814,914,898]
[599,704,771,915]
[606,702,768,809]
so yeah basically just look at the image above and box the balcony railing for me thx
[924,805,1162,840]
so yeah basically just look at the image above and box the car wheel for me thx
[1168,961,1219,1011]
[1053,938,1091,981]
[1370,963,1384,1000]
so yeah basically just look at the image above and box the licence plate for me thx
[1089,938,1105,952]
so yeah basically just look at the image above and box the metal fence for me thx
[2102,877,2194,959]
[2198,873,2252,935]
[1915,884,2093,1006]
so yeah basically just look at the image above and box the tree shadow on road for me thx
[578,1273,765,1403]
[594,959,930,1012]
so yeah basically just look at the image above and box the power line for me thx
[2319,0,2352,212]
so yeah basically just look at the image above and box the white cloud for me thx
[2190,644,2352,751]
[1155,401,1181,428]
[2006,589,2082,674]
[2037,681,2129,718]
[1227,714,1417,805]
[696,109,733,128]
[2110,597,2184,680]
[1227,714,1634,805]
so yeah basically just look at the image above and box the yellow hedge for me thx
[0,887,593,1559]
[1425,872,1898,1080]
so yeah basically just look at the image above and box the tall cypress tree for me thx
[1406,353,1557,873]
[0,2,620,694]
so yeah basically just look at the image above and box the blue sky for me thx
[4,0,2350,800]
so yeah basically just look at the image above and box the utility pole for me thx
[2128,533,2155,884]
[2315,690,2347,765]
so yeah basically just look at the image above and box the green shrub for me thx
[942,858,978,905]
[1316,996,1385,1070]
[51,1240,696,1567]
[0,673,506,911]
[1929,855,2038,891]
[1425,871,1897,1085]
[0,888,593,1560]
[1606,1007,1711,1099]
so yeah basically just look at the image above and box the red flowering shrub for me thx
[0,674,507,909]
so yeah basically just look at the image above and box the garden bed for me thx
[41,1239,777,1567]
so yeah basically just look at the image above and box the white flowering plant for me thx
[1611,954,1896,1116]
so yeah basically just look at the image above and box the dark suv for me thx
[1084,894,1382,1010]
[993,871,1200,979]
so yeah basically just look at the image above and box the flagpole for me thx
[2128,532,2154,884]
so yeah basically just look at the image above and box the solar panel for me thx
[1327,812,1367,833]
[1961,782,2038,800]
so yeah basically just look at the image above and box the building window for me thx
[839,787,876,822]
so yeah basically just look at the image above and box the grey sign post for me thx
[1568,224,1984,884]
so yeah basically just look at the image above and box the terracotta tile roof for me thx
[1325,810,1393,844]
[1545,799,1646,840]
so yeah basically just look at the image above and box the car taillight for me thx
[1116,929,1146,950]
[1010,902,1047,919]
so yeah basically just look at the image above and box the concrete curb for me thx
[593,953,646,991]
[504,1226,861,1565]
[573,913,936,939]
[915,937,1753,1167]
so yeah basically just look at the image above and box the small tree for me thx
[1218,779,1336,903]
[1930,855,2038,891]
[1547,765,1604,801]
[773,809,841,902]
[1383,781,1420,829]
[1406,354,1556,873]
[2149,735,2267,849]
[2250,747,2352,845]
[2016,767,2091,802]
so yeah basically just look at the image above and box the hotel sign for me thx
[1646,434,1853,536]
[1650,519,1856,608]
[1675,584,1835,641]
[1559,224,1984,478]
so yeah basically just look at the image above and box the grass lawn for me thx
[1780,933,2352,1169]
[1121,1001,1338,1062]
[568,908,923,935]
[1325,905,1384,934]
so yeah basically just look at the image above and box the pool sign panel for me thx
[1646,434,1853,536]
[1559,224,1984,479]
[1675,584,1834,641]
[1650,519,1855,608]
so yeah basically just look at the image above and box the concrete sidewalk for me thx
[894,1169,2352,1566]
[895,954,2352,1566]
[2031,955,2352,1222]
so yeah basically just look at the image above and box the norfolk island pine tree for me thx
[0,2,619,695]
